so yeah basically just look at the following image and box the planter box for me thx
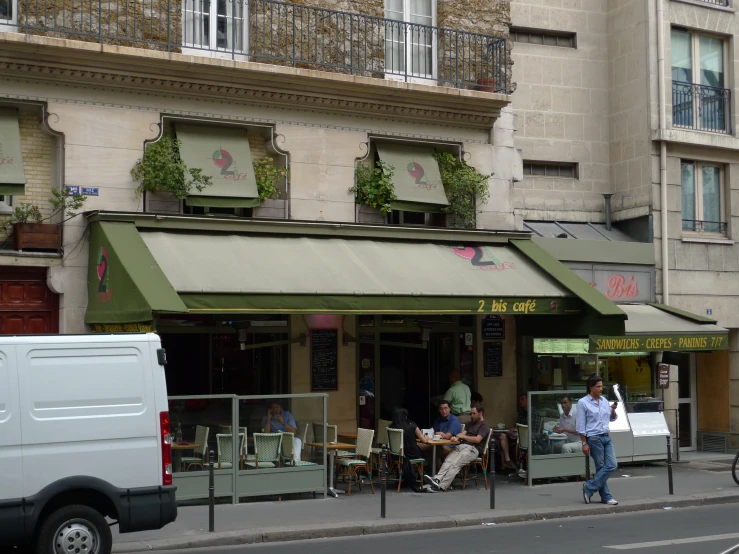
[13,223,62,253]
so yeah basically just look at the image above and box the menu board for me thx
[482,315,505,340]
[311,329,338,391]
[534,338,589,355]
[483,341,503,377]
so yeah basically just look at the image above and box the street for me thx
[151,503,739,554]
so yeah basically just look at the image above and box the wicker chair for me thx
[387,428,424,492]
[516,423,530,485]
[215,433,245,469]
[336,428,375,496]
[461,428,493,490]
[245,433,283,469]
[281,431,316,466]
[181,425,210,471]
[371,419,392,475]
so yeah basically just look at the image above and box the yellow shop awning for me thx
[175,123,260,208]
[0,108,26,196]
[376,143,449,212]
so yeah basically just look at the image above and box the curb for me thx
[113,493,739,553]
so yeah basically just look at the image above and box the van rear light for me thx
[160,411,173,486]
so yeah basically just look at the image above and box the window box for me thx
[13,223,61,252]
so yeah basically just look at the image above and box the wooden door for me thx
[0,267,59,334]
[696,350,729,432]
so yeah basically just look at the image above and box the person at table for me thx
[262,401,302,462]
[495,393,537,471]
[391,407,430,493]
[423,405,491,492]
[553,395,581,454]
[418,400,462,469]
[443,369,472,425]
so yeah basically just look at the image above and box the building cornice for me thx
[0,33,509,129]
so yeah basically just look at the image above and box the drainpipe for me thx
[657,0,669,304]
[603,194,613,231]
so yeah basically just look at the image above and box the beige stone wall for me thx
[476,314,518,427]
[730,331,739,448]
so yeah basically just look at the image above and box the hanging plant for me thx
[350,160,397,215]
[253,156,288,201]
[130,136,213,200]
[433,151,492,229]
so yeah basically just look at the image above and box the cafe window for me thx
[681,161,726,236]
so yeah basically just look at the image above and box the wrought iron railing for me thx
[672,81,732,134]
[12,0,507,92]
[682,219,727,234]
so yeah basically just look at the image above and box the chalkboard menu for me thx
[483,341,503,378]
[482,315,505,340]
[311,329,338,391]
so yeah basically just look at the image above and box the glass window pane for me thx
[557,36,572,48]
[530,33,543,45]
[699,36,723,88]
[385,0,403,14]
[559,165,574,178]
[671,29,692,83]
[681,162,695,231]
[0,0,12,20]
[411,0,432,17]
[545,164,560,176]
[701,166,722,232]
[531,164,545,176]
[543,34,557,46]
[517,33,529,44]
[523,164,531,175]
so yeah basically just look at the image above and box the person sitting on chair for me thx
[262,402,302,462]
[391,407,430,493]
[418,400,462,469]
[553,396,581,454]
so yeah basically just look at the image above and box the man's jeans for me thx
[585,435,617,502]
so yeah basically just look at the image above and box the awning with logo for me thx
[0,108,26,196]
[175,124,260,208]
[375,144,449,212]
[84,218,626,330]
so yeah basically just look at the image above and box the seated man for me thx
[553,396,581,454]
[261,402,302,462]
[418,400,462,469]
[423,405,490,492]
[495,393,537,470]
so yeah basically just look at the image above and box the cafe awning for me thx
[376,144,449,212]
[0,108,26,196]
[589,303,728,353]
[84,218,626,325]
[175,124,260,208]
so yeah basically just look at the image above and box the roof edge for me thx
[648,303,718,324]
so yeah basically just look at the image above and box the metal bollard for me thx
[489,437,495,510]
[208,450,215,532]
[380,443,387,519]
[666,435,674,495]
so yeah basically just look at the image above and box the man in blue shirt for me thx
[262,402,302,462]
[576,375,619,506]
[419,400,462,470]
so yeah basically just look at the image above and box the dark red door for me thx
[0,267,59,334]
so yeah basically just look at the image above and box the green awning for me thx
[0,108,26,195]
[85,222,188,324]
[376,144,449,212]
[589,304,728,353]
[175,124,260,208]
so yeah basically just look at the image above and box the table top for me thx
[547,433,567,440]
[419,438,455,446]
[172,443,200,450]
[305,442,357,450]
[337,432,357,439]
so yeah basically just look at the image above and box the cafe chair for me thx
[215,433,245,470]
[515,423,530,485]
[387,428,424,492]
[337,428,375,496]
[280,431,316,467]
[181,425,210,471]
[461,428,493,490]
[371,419,392,476]
[245,433,283,469]
[328,424,355,459]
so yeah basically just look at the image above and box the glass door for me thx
[384,0,437,82]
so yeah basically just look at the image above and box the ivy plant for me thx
[253,156,288,201]
[130,136,213,200]
[433,151,492,229]
[350,160,397,215]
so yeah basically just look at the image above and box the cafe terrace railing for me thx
[167,393,327,503]
[12,0,508,93]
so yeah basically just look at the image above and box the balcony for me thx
[672,81,732,135]
[10,0,508,93]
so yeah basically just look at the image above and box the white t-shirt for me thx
[559,409,579,443]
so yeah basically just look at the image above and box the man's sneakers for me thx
[604,498,619,505]
[423,474,441,492]
[582,484,591,504]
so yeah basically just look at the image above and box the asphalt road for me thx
[154,503,739,554]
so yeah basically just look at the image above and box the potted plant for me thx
[433,151,491,229]
[0,188,87,252]
[349,160,397,216]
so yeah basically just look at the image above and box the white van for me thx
[0,333,177,553]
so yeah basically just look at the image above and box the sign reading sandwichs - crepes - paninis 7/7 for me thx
[589,334,728,353]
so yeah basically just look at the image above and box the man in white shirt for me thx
[554,396,581,454]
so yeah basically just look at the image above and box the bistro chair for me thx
[181,425,210,471]
[371,419,392,475]
[280,431,316,467]
[328,424,354,459]
[215,433,245,470]
[337,428,375,496]
[515,423,530,485]
[386,428,424,492]
[461,428,493,490]
[245,433,283,469]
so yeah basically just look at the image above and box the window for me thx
[384,0,437,81]
[184,205,252,217]
[0,195,12,214]
[523,162,578,179]
[182,0,246,57]
[681,161,726,235]
[671,28,729,133]
[0,0,16,29]
[389,210,446,227]
[510,27,576,48]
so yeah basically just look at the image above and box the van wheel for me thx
[35,504,112,554]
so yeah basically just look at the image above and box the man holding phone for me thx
[262,402,301,462]
[576,374,619,506]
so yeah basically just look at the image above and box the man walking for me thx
[577,374,618,505]
[423,405,490,492]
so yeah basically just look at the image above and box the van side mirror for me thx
[157,348,168,367]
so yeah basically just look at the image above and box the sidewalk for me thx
[113,458,739,552]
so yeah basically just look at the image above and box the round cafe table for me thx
[418,437,455,476]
